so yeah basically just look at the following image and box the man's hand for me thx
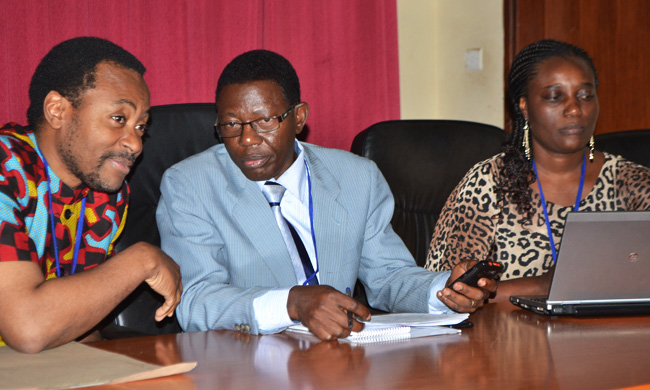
[124,242,183,321]
[437,260,497,313]
[287,285,371,341]
[0,242,182,353]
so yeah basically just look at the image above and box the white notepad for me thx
[285,313,467,344]
[345,325,412,344]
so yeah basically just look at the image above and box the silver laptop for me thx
[510,211,650,316]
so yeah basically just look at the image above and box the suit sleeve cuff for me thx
[253,288,296,333]
[428,271,454,314]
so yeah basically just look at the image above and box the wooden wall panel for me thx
[505,0,650,135]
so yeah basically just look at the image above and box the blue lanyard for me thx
[302,160,320,285]
[42,159,87,277]
[532,153,586,263]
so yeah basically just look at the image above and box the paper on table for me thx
[0,342,197,390]
[345,313,467,343]
[343,325,460,344]
[285,312,468,344]
[363,313,469,327]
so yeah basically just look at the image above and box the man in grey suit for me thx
[157,50,495,341]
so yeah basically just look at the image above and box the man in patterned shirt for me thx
[0,37,181,353]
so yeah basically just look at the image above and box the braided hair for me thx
[496,39,598,221]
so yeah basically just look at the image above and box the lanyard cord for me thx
[532,152,586,263]
[302,160,320,286]
[42,158,87,277]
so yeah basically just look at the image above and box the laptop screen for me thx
[547,211,650,304]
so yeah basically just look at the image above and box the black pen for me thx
[346,287,353,329]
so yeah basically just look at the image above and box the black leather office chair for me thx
[102,103,219,338]
[595,129,650,168]
[351,120,506,267]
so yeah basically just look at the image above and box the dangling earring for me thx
[588,136,595,162]
[522,121,531,161]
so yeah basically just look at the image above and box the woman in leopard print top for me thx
[425,39,650,302]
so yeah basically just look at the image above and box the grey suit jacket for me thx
[157,142,445,333]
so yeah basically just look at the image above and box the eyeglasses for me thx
[215,104,297,139]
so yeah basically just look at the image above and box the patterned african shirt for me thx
[0,123,129,347]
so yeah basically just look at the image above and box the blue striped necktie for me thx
[262,182,318,285]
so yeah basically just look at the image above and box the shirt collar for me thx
[29,131,90,202]
[256,140,308,205]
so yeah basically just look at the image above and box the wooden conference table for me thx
[87,302,650,390]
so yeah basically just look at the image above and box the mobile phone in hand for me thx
[449,261,503,289]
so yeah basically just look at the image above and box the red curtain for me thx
[0,0,399,150]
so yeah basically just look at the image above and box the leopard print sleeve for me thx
[614,156,650,210]
[425,156,500,272]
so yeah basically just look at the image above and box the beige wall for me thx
[397,0,504,129]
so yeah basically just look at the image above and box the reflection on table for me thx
[87,302,650,390]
